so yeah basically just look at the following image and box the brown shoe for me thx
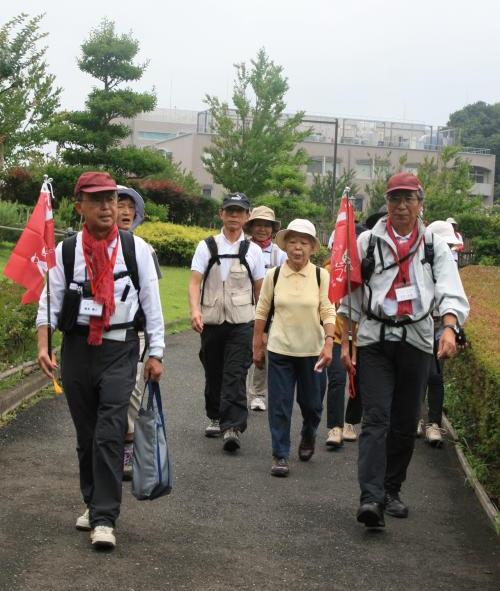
[298,435,315,461]
[271,456,289,477]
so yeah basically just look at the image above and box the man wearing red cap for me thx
[36,171,165,549]
[339,172,469,528]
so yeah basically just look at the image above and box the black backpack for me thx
[200,236,255,306]
[264,265,322,333]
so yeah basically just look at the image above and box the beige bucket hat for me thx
[243,205,281,233]
[275,219,321,253]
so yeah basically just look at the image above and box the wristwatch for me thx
[442,323,459,336]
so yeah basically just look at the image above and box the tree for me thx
[310,169,359,215]
[0,13,61,168]
[363,154,399,217]
[448,101,500,200]
[264,163,308,198]
[48,19,158,176]
[202,48,310,200]
[418,146,482,222]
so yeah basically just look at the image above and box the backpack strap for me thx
[361,233,377,284]
[422,229,436,283]
[316,265,321,288]
[264,266,281,334]
[62,234,78,287]
[238,239,255,304]
[119,230,140,292]
[201,236,220,306]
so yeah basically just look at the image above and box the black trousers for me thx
[426,345,445,426]
[199,322,252,433]
[61,331,139,527]
[358,341,432,504]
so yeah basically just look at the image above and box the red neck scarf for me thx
[252,237,273,250]
[82,224,119,345]
[385,221,419,316]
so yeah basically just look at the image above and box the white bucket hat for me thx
[446,217,458,225]
[427,220,462,245]
[275,219,321,253]
[243,205,281,233]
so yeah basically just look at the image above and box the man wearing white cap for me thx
[446,217,464,264]
[244,206,286,411]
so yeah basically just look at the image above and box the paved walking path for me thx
[0,331,498,591]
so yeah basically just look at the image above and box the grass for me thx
[0,241,11,270]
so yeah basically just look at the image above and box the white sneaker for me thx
[425,423,444,447]
[250,396,266,411]
[343,423,357,442]
[205,419,221,438]
[326,427,343,448]
[416,419,424,437]
[75,508,91,531]
[91,525,116,549]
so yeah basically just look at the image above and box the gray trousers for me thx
[127,332,147,434]
[247,349,268,400]
[61,330,139,527]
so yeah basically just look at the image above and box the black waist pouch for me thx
[58,289,81,333]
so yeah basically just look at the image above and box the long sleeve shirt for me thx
[255,261,336,357]
[36,232,165,358]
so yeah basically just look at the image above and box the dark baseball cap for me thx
[74,171,118,196]
[385,172,422,195]
[221,192,250,210]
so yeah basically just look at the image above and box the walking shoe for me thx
[222,428,241,452]
[91,525,116,549]
[75,508,91,531]
[123,441,134,481]
[326,427,343,448]
[250,396,266,411]
[298,435,315,461]
[205,419,221,438]
[425,423,444,447]
[343,423,357,442]
[416,419,424,437]
[356,502,385,528]
[271,456,289,477]
[384,492,409,518]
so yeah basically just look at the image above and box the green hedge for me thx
[0,279,38,370]
[136,221,214,267]
[444,266,500,505]
[457,210,500,265]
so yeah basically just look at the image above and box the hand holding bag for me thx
[132,380,173,500]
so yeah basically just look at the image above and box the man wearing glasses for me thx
[36,172,164,549]
[339,172,469,528]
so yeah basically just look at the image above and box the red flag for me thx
[328,193,362,303]
[4,186,56,304]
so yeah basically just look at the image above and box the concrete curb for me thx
[442,413,499,534]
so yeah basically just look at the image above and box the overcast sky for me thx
[4,0,499,126]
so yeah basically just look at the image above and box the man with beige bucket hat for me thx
[244,206,287,411]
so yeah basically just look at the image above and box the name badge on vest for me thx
[395,284,418,302]
[79,299,103,317]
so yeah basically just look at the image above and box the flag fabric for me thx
[328,193,362,303]
[3,184,56,304]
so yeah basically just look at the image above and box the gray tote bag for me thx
[132,380,173,500]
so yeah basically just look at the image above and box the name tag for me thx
[79,299,103,317]
[395,284,418,302]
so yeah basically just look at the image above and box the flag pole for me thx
[344,186,354,361]
[42,175,54,363]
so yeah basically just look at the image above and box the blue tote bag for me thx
[132,380,173,500]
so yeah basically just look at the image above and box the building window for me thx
[307,158,323,174]
[355,160,372,179]
[137,131,176,142]
[404,163,419,174]
[202,186,212,198]
[470,167,488,184]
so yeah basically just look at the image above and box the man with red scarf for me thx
[339,172,469,528]
[36,172,164,549]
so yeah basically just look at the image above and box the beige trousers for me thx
[247,349,268,400]
[127,331,146,435]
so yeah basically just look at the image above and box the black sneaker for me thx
[222,428,241,452]
[271,456,289,477]
[356,502,385,528]
[384,492,409,518]
[123,442,133,481]
[298,435,315,461]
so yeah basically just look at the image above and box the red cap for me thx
[74,172,117,196]
[385,172,422,195]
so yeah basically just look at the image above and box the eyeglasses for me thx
[80,194,118,206]
[386,194,420,205]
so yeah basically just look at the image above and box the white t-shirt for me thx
[191,231,265,282]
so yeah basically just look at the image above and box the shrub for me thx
[444,266,500,504]
[54,197,80,231]
[136,221,214,267]
[255,194,326,228]
[0,201,31,242]
[144,201,169,223]
[0,279,38,369]
[457,211,500,265]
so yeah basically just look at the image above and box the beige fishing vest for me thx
[201,260,255,325]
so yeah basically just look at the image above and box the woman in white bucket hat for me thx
[244,206,287,411]
[253,219,336,477]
